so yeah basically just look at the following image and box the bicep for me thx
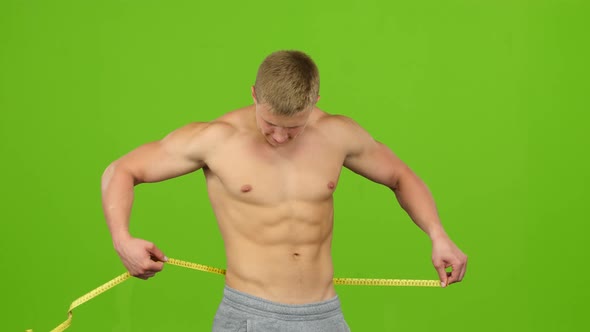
[115,124,210,183]
[340,118,410,189]
[116,141,204,184]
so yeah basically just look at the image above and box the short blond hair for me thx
[254,50,320,116]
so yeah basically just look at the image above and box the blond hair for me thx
[254,50,320,116]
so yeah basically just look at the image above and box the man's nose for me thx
[272,129,288,143]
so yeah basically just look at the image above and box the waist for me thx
[220,285,343,320]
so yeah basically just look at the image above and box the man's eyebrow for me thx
[264,119,302,128]
[264,119,277,126]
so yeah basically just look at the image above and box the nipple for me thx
[241,184,252,193]
[327,181,336,190]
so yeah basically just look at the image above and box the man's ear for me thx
[251,86,258,103]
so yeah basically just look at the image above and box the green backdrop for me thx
[1,0,588,331]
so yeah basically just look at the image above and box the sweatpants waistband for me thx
[221,286,343,321]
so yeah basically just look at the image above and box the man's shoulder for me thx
[188,105,254,133]
[212,105,255,130]
[161,120,236,152]
[312,110,374,156]
[171,120,234,140]
[314,110,363,134]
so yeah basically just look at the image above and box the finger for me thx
[132,260,164,278]
[132,269,153,279]
[458,270,465,282]
[447,267,459,285]
[434,262,448,288]
[147,260,165,273]
[459,259,468,281]
[148,244,168,262]
[447,264,464,285]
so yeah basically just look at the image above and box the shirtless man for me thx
[101,50,467,331]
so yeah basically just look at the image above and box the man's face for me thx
[255,103,311,147]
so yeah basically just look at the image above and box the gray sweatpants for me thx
[212,286,351,332]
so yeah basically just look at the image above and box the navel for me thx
[240,184,252,193]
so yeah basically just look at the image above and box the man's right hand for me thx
[114,237,168,280]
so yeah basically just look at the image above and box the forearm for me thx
[392,171,447,241]
[101,163,136,248]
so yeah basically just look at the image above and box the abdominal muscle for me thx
[213,198,337,304]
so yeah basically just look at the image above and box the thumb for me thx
[434,262,448,288]
[148,244,168,262]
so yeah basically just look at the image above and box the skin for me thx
[101,87,467,304]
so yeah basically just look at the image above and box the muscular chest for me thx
[205,134,344,203]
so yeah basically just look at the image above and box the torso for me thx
[202,105,347,304]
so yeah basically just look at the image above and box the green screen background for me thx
[1,0,588,331]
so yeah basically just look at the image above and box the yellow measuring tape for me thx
[29,258,440,332]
